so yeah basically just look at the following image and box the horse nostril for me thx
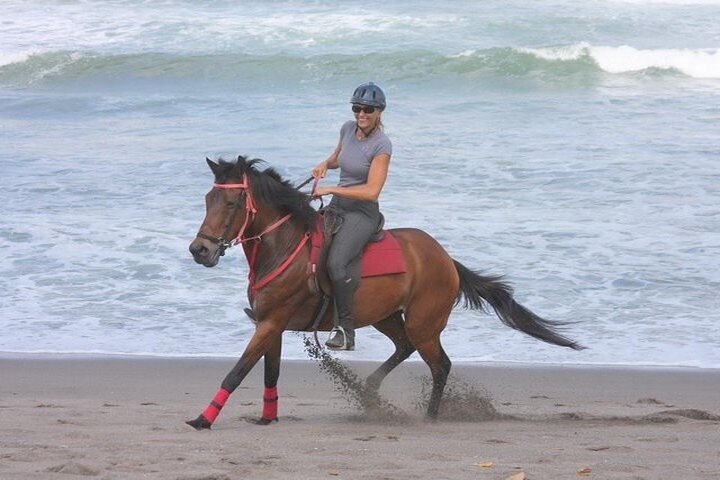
[189,241,207,257]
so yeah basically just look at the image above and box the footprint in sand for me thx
[46,462,99,476]
[586,445,634,452]
[56,419,82,426]
[35,403,65,408]
[177,475,231,480]
[660,409,720,421]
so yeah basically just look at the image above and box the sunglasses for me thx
[351,105,377,114]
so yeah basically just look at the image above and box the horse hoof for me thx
[185,415,212,430]
[254,417,278,426]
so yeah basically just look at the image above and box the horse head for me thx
[189,156,254,267]
[189,156,316,268]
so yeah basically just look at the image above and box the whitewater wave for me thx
[520,43,720,79]
[0,51,36,68]
[1,44,719,89]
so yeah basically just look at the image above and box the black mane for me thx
[214,156,317,231]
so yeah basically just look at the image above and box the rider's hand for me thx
[312,161,328,179]
[313,185,331,198]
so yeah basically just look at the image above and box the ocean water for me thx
[1,0,719,368]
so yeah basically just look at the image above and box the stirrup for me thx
[325,327,355,351]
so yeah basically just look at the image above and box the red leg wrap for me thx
[262,386,278,420]
[201,388,230,423]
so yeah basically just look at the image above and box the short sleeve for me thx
[373,135,392,158]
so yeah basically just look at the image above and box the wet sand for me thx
[1,355,718,479]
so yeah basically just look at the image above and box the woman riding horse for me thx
[312,81,392,351]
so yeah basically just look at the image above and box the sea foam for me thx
[521,43,720,78]
[0,51,35,67]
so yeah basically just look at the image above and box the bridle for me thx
[196,173,313,295]
[196,174,261,257]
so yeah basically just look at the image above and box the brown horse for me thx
[186,156,583,430]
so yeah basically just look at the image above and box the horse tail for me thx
[453,260,584,350]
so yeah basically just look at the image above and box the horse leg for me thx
[256,334,282,425]
[186,321,282,430]
[403,304,453,420]
[366,311,416,392]
[414,337,452,420]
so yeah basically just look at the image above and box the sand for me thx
[1,354,718,480]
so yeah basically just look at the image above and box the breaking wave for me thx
[518,43,720,79]
[2,44,719,89]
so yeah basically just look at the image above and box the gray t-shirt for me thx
[337,120,392,187]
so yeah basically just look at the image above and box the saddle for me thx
[308,210,406,296]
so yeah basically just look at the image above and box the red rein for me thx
[213,176,309,296]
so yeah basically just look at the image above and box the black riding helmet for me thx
[350,81,386,110]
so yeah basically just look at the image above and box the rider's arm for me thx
[312,140,341,178]
[325,140,341,169]
[315,153,390,202]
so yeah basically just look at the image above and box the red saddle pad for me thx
[360,231,406,278]
[309,217,406,278]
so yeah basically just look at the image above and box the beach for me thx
[1,355,718,480]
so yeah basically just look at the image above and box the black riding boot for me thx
[325,278,357,351]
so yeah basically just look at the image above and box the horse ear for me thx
[206,157,220,175]
[236,155,247,172]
